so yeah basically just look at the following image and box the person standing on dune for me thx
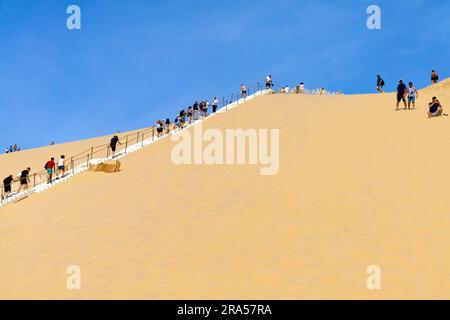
[212,97,218,113]
[407,82,419,110]
[396,80,408,111]
[431,70,439,85]
[265,75,273,89]
[376,75,385,93]
[241,83,247,98]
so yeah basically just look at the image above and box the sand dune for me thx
[0,80,449,299]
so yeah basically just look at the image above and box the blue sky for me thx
[0,0,449,150]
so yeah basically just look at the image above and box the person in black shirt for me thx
[18,167,31,192]
[431,70,439,85]
[396,80,407,111]
[3,175,14,198]
[110,135,121,157]
[427,97,447,118]
[376,75,385,93]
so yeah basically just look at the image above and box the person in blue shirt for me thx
[396,80,407,111]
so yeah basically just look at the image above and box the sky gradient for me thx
[1,0,449,150]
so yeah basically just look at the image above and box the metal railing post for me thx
[33,173,36,187]
[142,132,145,147]
[152,126,155,141]
[71,158,74,174]
[125,136,129,153]
[86,154,90,167]
[137,131,140,144]
[90,147,94,160]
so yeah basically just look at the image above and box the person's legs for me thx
[438,108,443,116]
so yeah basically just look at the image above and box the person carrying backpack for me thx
[45,158,56,184]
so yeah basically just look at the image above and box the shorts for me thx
[20,178,27,185]
[397,93,406,102]
[4,185,11,193]
[47,168,53,175]
[432,77,438,81]
[58,165,65,171]
[408,96,416,103]
[242,90,247,95]
[430,109,439,117]
[111,145,117,152]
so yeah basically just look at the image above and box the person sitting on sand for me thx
[396,80,408,111]
[431,70,439,85]
[427,97,447,118]
[407,82,419,110]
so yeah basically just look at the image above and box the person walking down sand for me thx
[17,167,31,192]
[3,175,14,199]
[241,83,247,98]
[407,82,419,110]
[57,155,66,179]
[376,75,385,93]
[110,135,121,157]
[396,80,408,111]
[212,97,218,113]
[431,70,439,85]
[427,97,447,118]
[44,158,56,184]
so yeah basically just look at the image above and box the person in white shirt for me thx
[265,75,273,89]
[407,82,418,110]
[241,83,247,98]
[284,86,290,94]
[57,155,66,178]
[299,82,305,94]
[212,97,218,113]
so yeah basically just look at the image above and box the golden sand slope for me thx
[0,81,449,299]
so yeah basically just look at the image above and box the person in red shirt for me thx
[45,157,56,184]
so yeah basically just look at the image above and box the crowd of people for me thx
[376,70,446,117]
[1,71,447,202]
[1,155,67,200]
[4,144,21,154]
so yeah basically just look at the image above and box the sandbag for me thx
[89,160,121,173]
